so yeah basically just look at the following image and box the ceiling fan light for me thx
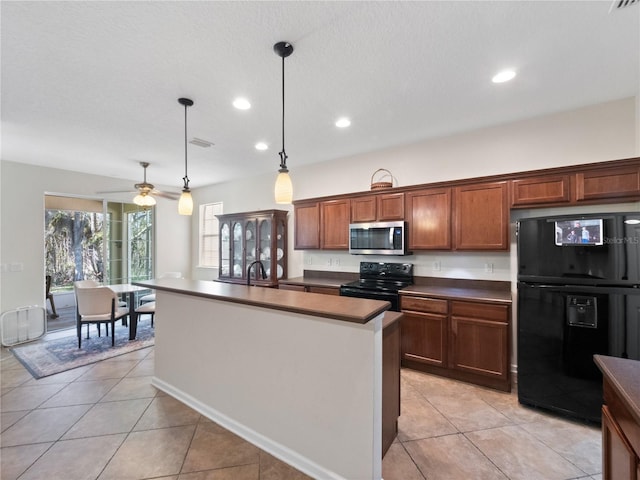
[274,171,293,204]
[178,189,193,215]
[133,193,156,207]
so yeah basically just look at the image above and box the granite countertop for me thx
[134,278,389,325]
[399,285,512,304]
[594,355,640,425]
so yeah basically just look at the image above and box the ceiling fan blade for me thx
[96,189,137,194]
[152,190,180,200]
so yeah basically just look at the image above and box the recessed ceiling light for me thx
[233,98,251,110]
[335,117,351,128]
[492,69,516,83]
[255,142,268,151]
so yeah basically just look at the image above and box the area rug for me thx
[10,321,154,379]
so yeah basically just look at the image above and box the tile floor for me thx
[1,329,602,480]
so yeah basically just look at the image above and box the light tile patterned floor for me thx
[1,331,602,480]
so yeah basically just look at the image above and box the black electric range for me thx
[339,262,413,311]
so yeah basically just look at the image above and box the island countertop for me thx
[133,278,389,324]
[594,355,640,426]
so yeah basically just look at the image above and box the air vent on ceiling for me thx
[189,137,214,148]
[609,0,638,11]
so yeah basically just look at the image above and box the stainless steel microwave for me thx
[349,221,407,255]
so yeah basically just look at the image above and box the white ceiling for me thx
[2,1,639,196]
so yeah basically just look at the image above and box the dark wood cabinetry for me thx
[217,210,287,286]
[405,188,451,250]
[293,199,350,250]
[453,181,509,250]
[576,165,640,202]
[279,283,340,296]
[450,301,509,382]
[351,192,405,222]
[400,296,448,367]
[294,157,640,252]
[595,356,640,480]
[602,406,638,480]
[321,199,350,249]
[511,174,571,207]
[294,202,320,250]
[401,294,511,391]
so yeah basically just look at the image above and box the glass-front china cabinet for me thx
[217,209,288,286]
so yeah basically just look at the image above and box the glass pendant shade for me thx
[178,190,193,216]
[133,193,156,207]
[274,171,293,204]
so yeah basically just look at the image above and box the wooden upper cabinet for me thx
[351,192,405,223]
[453,181,509,250]
[294,202,320,249]
[321,199,350,249]
[406,188,451,250]
[351,196,377,223]
[576,165,640,202]
[378,193,405,221]
[511,175,571,207]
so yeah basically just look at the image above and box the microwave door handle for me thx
[389,228,393,246]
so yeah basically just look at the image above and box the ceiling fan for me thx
[98,162,180,206]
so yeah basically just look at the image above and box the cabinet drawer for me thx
[278,284,306,292]
[308,286,339,296]
[451,301,508,322]
[401,296,448,314]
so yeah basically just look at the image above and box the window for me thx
[199,202,223,267]
[45,195,105,291]
[127,208,154,281]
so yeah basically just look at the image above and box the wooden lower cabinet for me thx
[308,286,339,295]
[450,301,509,382]
[401,295,511,391]
[278,284,339,295]
[278,284,306,292]
[602,405,638,480]
[400,296,448,367]
[382,315,401,458]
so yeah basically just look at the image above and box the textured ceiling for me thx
[2,1,639,196]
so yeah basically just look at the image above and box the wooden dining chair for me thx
[74,285,129,348]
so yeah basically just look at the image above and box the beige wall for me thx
[192,96,638,282]
[0,162,190,315]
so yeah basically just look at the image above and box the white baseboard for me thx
[151,376,348,480]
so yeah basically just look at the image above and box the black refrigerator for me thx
[517,211,640,423]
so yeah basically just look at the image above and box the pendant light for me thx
[274,41,294,204]
[178,97,194,215]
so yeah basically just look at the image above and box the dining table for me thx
[106,283,150,340]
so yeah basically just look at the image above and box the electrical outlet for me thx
[432,261,441,271]
[484,263,494,273]
[334,258,340,267]
[327,258,333,266]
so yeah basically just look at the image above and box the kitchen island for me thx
[133,278,392,480]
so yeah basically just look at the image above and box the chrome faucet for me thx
[246,260,267,286]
